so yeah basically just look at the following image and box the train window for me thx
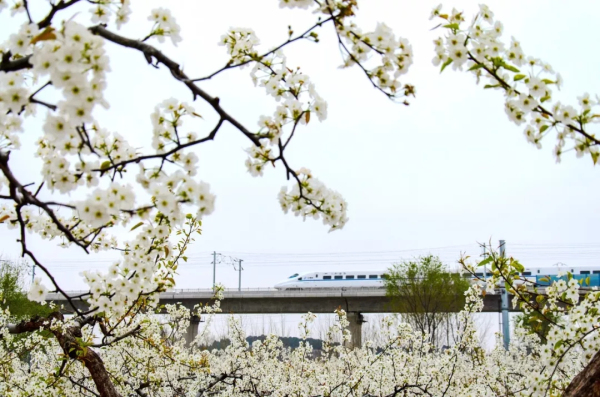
[334,276,343,280]
[323,276,331,280]
[474,273,483,277]
[298,278,302,281]
[357,275,366,279]
[346,275,355,279]
[523,272,531,276]
[369,275,378,279]
[288,273,299,279]
[580,271,590,275]
[594,271,600,275]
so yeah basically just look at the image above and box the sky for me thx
[1,0,599,293]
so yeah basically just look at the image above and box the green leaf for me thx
[130,222,144,231]
[484,84,501,89]
[503,64,520,73]
[540,95,551,103]
[440,58,453,73]
[491,57,503,68]
[536,295,544,304]
[100,161,111,171]
[468,63,483,71]
[542,79,555,84]
[513,74,526,81]
[554,340,564,350]
[513,261,525,273]
[539,125,549,133]
[478,256,493,267]
[442,23,460,30]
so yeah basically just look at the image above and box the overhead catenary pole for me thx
[238,259,243,291]
[481,243,488,279]
[499,239,510,350]
[212,251,220,289]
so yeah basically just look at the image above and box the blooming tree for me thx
[432,6,600,395]
[0,0,417,395]
[432,4,599,165]
[0,1,599,396]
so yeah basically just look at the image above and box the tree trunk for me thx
[9,313,121,397]
[564,349,600,397]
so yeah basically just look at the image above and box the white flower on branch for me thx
[27,277,48,303]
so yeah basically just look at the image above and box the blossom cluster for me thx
[280,0,414,99]
[4,282,581,396]
[467,248,600,396]
[150,98,202,160]
[77,214,202,316]
[0,72,25,149]
[3,21,215,306]
[218,27,260,66]
[433,5,600,164]
[147,7,182,46]
[0,204,117,252]
[336,20,414,98]
[89,0,132,29]
[27,277,48,303]
[278,168,348,231]
[29,21,113,193]
[218,25,345,230]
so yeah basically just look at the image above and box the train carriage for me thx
[275,266,600,290]
[274,271,386,290]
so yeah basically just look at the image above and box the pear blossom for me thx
[1,2,596,396]
[434,4,600,164]
[27,277,48,303]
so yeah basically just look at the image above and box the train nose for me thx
[274,280,290,289]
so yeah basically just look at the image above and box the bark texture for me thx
[564,349,600,397]
[9,313,121,397]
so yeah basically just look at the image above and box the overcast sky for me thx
[1,0,599,291]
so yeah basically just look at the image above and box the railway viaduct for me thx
[46,288,513,348]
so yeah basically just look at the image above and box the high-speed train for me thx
[274,271,386,290]
[274,266,600,290]
[470,265,600,286]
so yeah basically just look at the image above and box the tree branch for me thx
[38,0,83,29]
[88,25,260,147]
[0,55,33,73]
[564,348,600,396]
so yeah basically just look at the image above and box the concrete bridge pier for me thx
[345,312,364,349]
[184,315,200,346]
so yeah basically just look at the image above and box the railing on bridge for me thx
[46,286,388,300]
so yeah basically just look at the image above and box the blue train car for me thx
[536,273,600,287]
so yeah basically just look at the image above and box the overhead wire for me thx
[40,242,599,272]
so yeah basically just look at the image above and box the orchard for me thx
[0,1,599,396]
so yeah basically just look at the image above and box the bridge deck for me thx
[46,288,508,314]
